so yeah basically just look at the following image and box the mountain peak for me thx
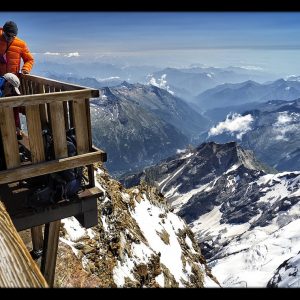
[119,81,133,88]
[196,141,270,173]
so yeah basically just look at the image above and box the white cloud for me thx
[276,112,293,125]
[97,76,120,82]
[239,65,263,71]
[273,111,300,141]
[44,52,60,56]
[64,52,80,58]
[148,74,174,95]
[209,113,254,140]
[176,149,187,154]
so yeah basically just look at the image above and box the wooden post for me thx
[0,201,48,287]
[37,83,48,129]
[26,104,45,258]
[0,107,20,169]
[85,98,95,187]
[41,100,68,287]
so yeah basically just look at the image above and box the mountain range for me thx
[196,79,300,111]
[90,82,208,176]
[148,66,277,103]
[205,99,300,171]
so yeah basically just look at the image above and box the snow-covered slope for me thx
[121,142,300,287]
[54,164,219,287]
[267,251,300,287]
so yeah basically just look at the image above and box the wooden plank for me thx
[78,186,102,199]
[26,105,45,163]
[26,104,45,256]
[23,79,30,95]
[0,201,48,287]
[31,81,37,95]
[20,77,26,95]
[0,107,20,169]
[49,102,68,158]
[20,73,100,96]
[85,99,93,150]
[85,98,95,187]
[36,84,48,128]
[41,221,60,287]
[72,98,89,154]
[28,80,33,95]
[92,145,108,162]
[31,226,44,258]
[10,194,100,231]
[0,90,94,108]
[42,95,68,286]
[0,150,105,184]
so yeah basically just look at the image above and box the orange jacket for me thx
[0,28,34,76]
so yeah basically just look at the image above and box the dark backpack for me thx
[27,128,83,208]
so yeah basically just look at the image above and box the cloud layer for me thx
[209,113,254,140]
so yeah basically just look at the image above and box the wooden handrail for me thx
[0,90,97,108]
[20,73,99,93]
[0,150,106,185]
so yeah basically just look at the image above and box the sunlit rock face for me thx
[55,164,219,288]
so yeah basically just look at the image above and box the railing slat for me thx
[72,98,89,154]
[85,98,95,187]
[26,105,45,163]
[20,73,99,97]
[26,103,46,254]
[0,107,20,169]
[20,77,26,95]
[49,102,68,158]
[0,90,95,108]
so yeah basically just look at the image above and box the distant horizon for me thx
[2,12,300,76]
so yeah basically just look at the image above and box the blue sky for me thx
[2,12,300,75]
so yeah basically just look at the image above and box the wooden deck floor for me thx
[0,182,102,231]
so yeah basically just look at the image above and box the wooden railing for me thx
[0,201,48,288]
[0,73,106,185]
[0,74,106,287]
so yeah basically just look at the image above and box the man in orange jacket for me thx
[0,21,34,140]
[0,21,34,75]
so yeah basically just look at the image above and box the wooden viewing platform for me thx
[0,73,107,287]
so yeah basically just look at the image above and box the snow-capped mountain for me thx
[46,73,123,88]
[120,142,300,287]
[33,60,160,84]
[205,99,300,171]
[195,79,300,110]
[53,164,219,287]
[90,82,208,176]
[148,66,275,103]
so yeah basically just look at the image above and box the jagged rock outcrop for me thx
[54,163,219,287]
[121,141,300,287]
